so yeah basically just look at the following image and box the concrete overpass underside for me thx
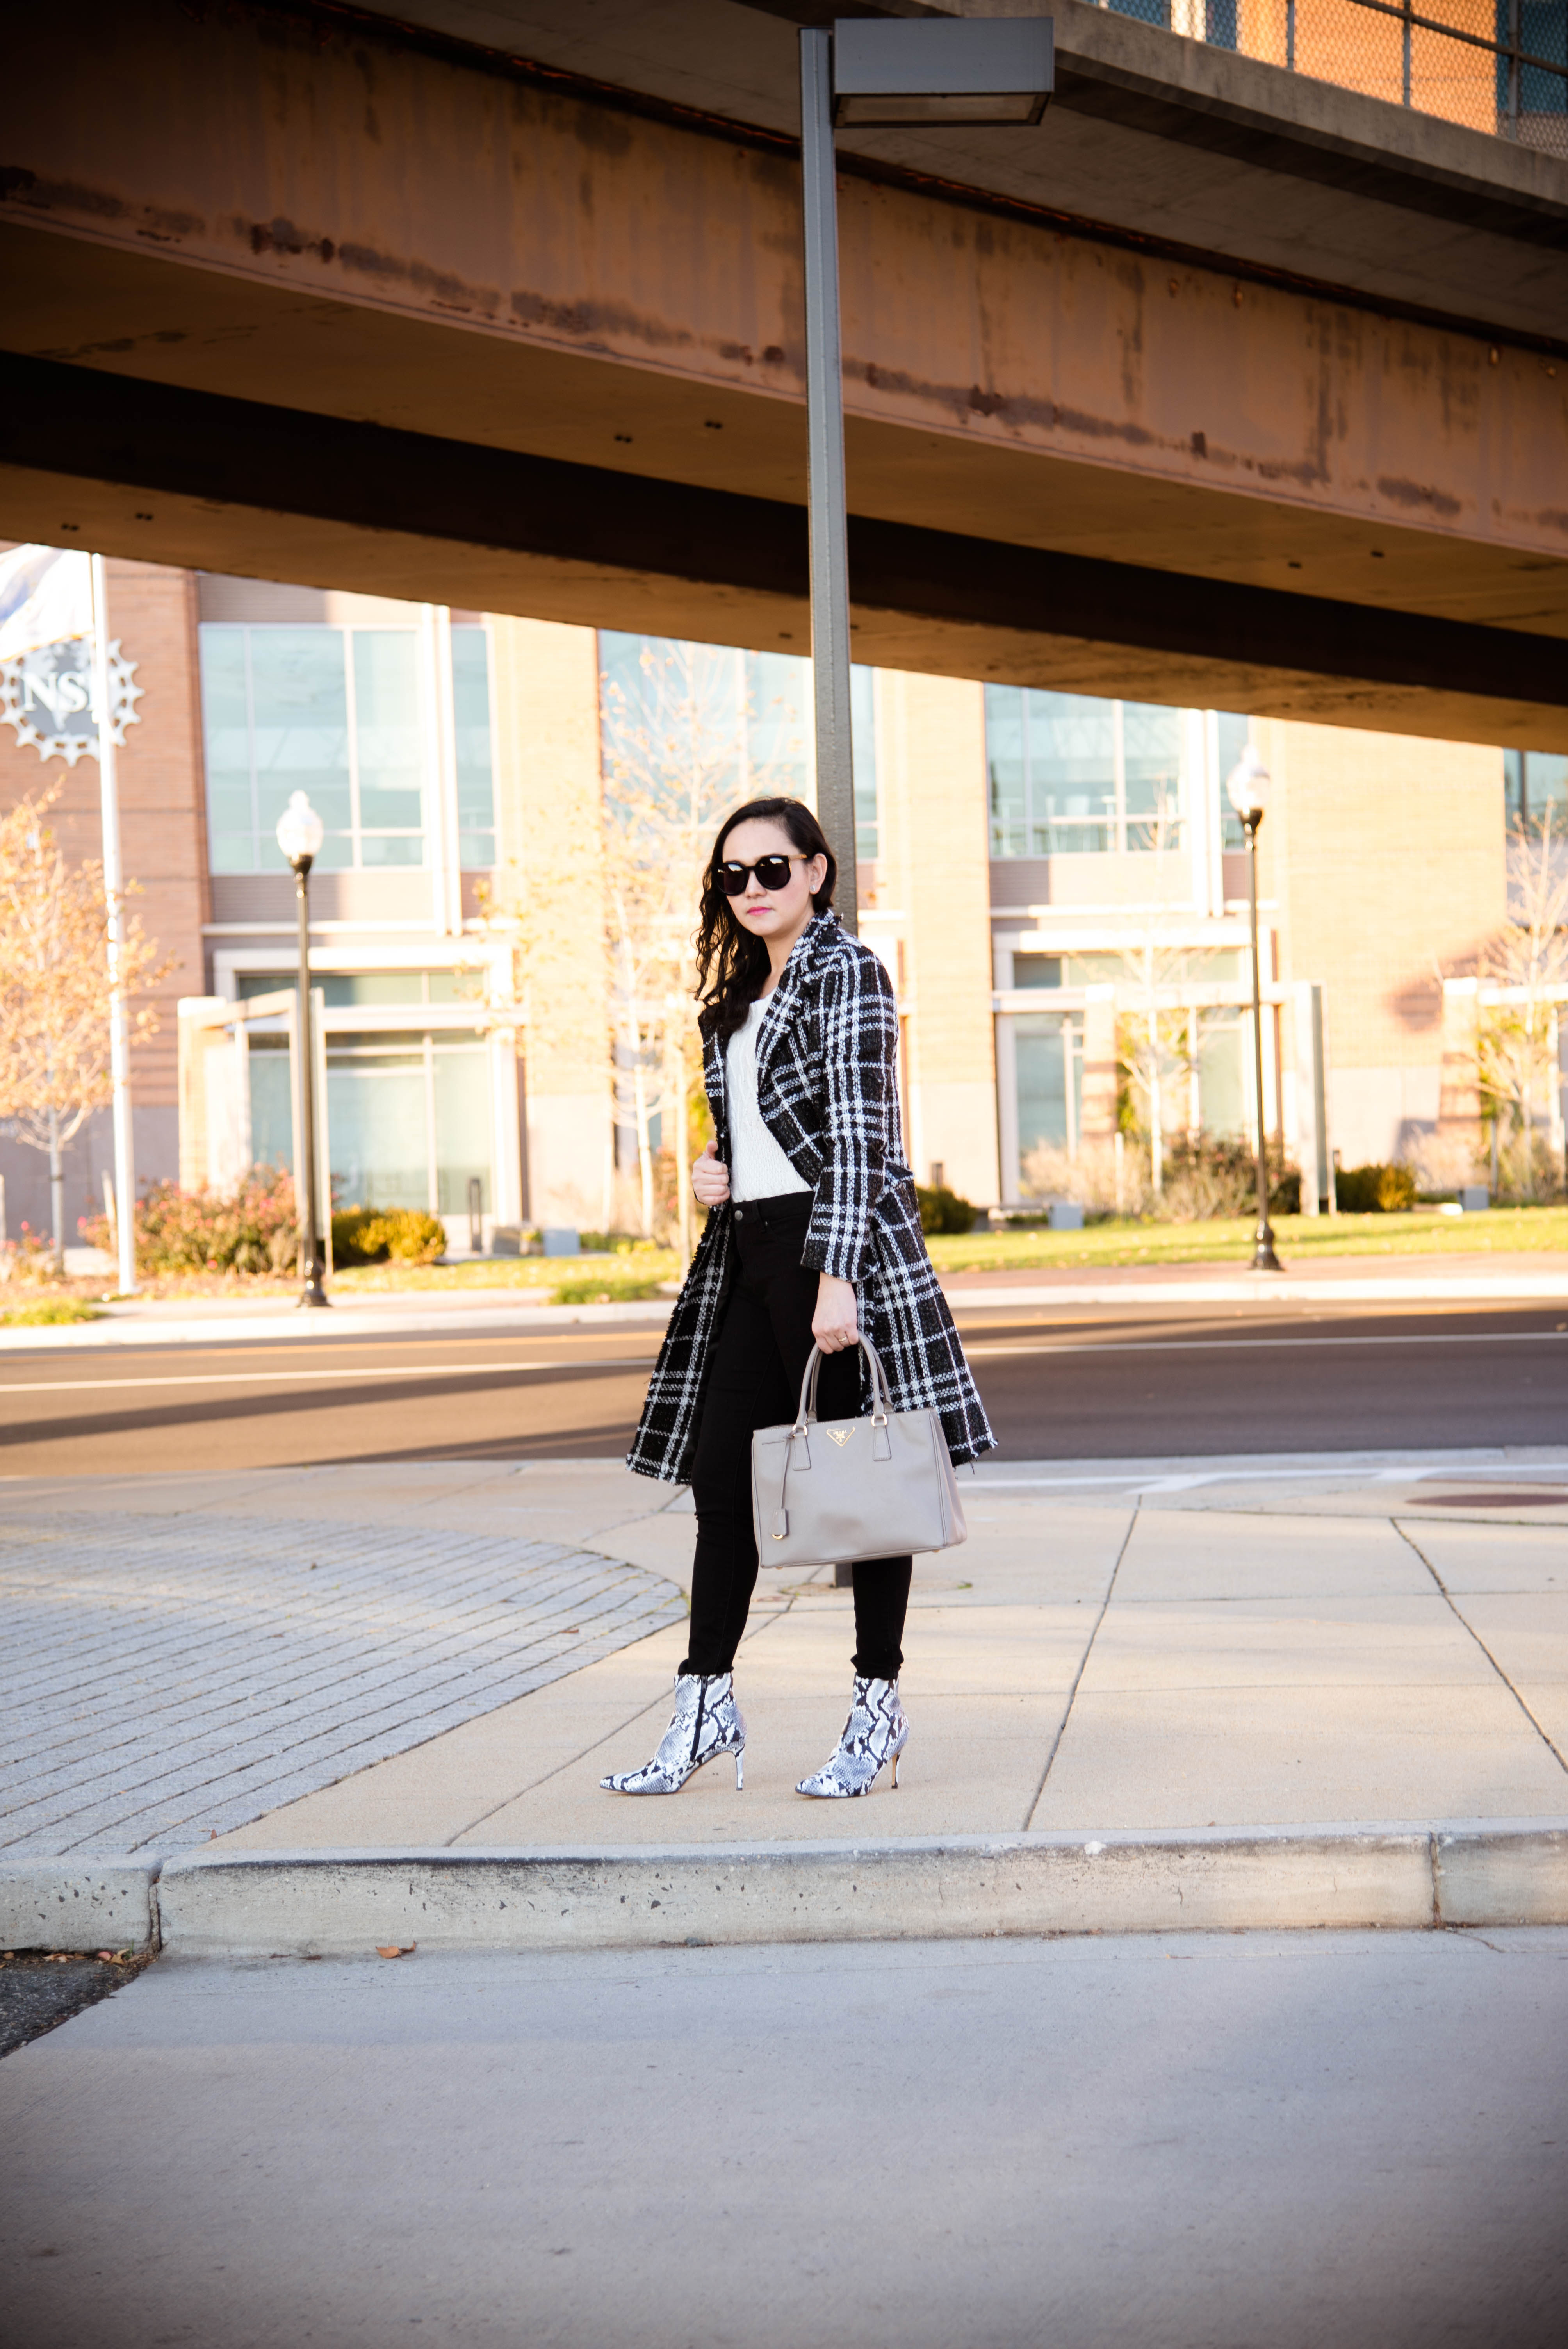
[3,0,1566,748]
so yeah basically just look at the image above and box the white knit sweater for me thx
[726,997,810,1203]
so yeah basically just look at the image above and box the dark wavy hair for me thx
[695,797,837,1041]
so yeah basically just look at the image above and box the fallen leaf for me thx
[376,1943,417,1959]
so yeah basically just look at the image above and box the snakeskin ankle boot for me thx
[600,1670,745,1795]
[796,1675,908,1798]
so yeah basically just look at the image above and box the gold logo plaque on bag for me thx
[750,1333,969,1568]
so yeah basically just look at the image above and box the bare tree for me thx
[0,785,169,1269]
[599,640,803,1240]
[1478,809,1568,1198]
[1111,782,1195,1194]
[477,641,801,1245]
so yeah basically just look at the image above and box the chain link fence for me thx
[1103,0,1568,160]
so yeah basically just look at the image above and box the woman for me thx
[602,797,994,1800]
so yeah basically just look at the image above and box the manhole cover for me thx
[1415,1490,1568,1508]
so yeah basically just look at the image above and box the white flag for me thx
[0,544,94,663]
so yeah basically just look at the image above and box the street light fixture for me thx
[275,790,330,1310]
[799,17,1054,929]
[1226,747,1283,1274]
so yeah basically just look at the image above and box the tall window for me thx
[598,633,880,861]
[986,687,1187,857]
[1216,710,1253,850]
[1504,748,1568,835]
[453,628,497,869]
[200,623,494,873]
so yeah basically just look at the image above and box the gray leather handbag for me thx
[750,1333,969,1570]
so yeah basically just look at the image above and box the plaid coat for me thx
[627,911,995,1483]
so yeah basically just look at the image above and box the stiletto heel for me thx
[735,1751,744,1789]
[601,1672,746,1795]
[796,1677,909,1798]
[891,1751,900,1789]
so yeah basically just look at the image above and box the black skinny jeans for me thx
[682,1190,912,1682]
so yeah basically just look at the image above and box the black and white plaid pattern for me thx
[627,912,995,1483]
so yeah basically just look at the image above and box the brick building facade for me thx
[0,551,1529,1248]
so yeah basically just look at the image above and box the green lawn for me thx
[0,1297,106,1326]
[924,1205,1568,1274]
[17,1209,1565,1312]
[330,1249,678,1296]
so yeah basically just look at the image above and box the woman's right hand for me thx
[692,1141,731,1207]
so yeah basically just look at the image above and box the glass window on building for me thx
[327,1033,493,1216]
[238,971,495,1219]
[1504,749,1568,836]
[200,622,495,873]
[597,633,879,862]
[1195,1006,1248,1139]
[1216,711,1253,850]
[1014,1011,1084,1184]
[452,626,496,869]
[985,688,1189,857]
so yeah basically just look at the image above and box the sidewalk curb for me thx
[5,1267,1567,1351]
[944,1277,1568,1306]
[11,1821,1556,1958]
[0,1859,162,1952]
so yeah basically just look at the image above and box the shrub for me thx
[331,1207,447,1266]
[1155,1134,1254,1222]
[1269,1168,1303,1215]
[1335,1162,1417,1213]
[80,1167,299,1276]
[0,1224,63,1286]
[1150,1134,1303,1224]
[916,1183,978,1236]
[1022,1139,1151,1219]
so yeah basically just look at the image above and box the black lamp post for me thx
[1226,748,1283,1275]
[275,790,330,1310]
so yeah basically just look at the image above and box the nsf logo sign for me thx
[0,636,143,766]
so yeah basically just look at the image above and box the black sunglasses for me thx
[717,853,805,897]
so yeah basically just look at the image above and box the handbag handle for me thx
[795,1331,893,1433]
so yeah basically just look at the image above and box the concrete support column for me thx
[874,671,999,1206]
[487,618,611,1233]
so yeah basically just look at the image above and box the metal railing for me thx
[1101,0,1568,159]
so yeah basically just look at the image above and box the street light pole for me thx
[276,791,329,1309]
[1227,747,1282,1274]
[796,18,1054,935]
[799,28,858,932]
[89,554,138,1298]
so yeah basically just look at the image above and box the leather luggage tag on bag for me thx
[828,1428,852,1448]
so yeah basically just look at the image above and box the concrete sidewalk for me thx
[206,1453,1568,1857]
[6,1453,1566,1950]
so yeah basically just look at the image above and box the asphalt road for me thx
[4,1930,1566,2348]
[0,1303,1564,1473]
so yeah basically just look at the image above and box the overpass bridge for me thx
[2,0,1565,747]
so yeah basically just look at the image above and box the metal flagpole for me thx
[89,554,138,1296]
[799,26,858,932]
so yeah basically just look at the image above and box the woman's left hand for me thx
[812,1273,859,1354]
